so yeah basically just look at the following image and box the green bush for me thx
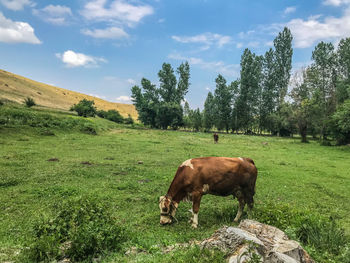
[253,202,350,262]
[23,197,127,262]
[24,97,36,107]
[106,109,124,123]
[124,114,134,125]
[97,109,108,118]
[0,100,4,106]
[79,122,97,135]
[71,99,97,117]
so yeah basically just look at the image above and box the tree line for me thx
[131,27,350,145]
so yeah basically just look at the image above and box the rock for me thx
[239,220,314,263]
[199,220,314,263]
[138,161,143,164]
[201,226,264,254]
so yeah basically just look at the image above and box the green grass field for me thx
[1,105,350,262]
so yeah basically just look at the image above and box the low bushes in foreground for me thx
[253,202,350,263]
[21,197,127,262]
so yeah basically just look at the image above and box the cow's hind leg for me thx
[190,191,202,228]
[233,189,245,222]
[246,194,254,219]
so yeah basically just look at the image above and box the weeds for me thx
[21,197,127,262]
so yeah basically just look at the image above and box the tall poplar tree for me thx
[311,41,337,140]
[273,27,293,110]
[203,92,215,131]
[237,49,263,132]
[214,74,232,133]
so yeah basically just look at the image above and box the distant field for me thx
[1,106,350,262]
[0,69,137,119]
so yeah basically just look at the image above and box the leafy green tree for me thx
[261,48,277,133]
[230,80,240,133]
[331,99,350,145]
[203,92,215,131]
[337,38,350,81]
[158,63,178,103]
[291,68,313,142]
[214,74,232,133]
[183,101,192,129]
[310,41,337,140]
[191,108,202,132]
[274,27,293,110]
[156,102,183,129]
[236,49,263,133]
[24,97,36,108]
[131,78,159,128]
[71,99,96,117]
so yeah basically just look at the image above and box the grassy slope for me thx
[1,109,350,262]
[0,69,137,119]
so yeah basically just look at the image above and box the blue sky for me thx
[1,0,350,109]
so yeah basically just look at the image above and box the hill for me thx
[0,69,137,119]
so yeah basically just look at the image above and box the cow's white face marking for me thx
[202,184,210,194]
[239,157,244,161]
[180,159,194,169]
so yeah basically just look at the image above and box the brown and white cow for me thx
[159,157,257,228]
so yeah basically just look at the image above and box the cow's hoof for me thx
[191,223,198,229]
[233,218,239,223]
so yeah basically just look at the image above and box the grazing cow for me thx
[213,133,219,144]
[159,157,257,228]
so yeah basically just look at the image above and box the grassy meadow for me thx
[1,104,350,262]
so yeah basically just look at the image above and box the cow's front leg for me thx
[190,192,202,228]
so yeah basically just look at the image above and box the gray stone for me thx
[200,226,264,254]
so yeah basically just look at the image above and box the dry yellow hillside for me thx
[0,69,138,119]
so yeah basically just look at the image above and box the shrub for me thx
[97,110,108,118]
[24,97,36,107]
[0,100,3,106]
[23,197,127,262]
[124,114,134,125]
[106,109,124,123]
[79,122,97,135]
[71,99,97,117]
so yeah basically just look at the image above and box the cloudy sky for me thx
[1,0,350,109]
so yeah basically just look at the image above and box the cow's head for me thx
[159,196,178,225]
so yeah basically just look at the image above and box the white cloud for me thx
[82,27,129,39]
[56,50,107,68]
[172,32,232,49]
[168,53,239,78]
[115,95,131,103]
[81,0,154,27]
[323,0,350,6]
[0,0,34,10]
[127,78,136,85]
[32,5,72,25]
[0,12,41,44]
[286,9,350,48]
[284,6,296,15]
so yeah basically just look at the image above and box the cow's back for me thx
[178,157,257,196]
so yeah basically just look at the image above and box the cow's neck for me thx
[166,178,186,204]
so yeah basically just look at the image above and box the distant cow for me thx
[213,133,219,144]
[159,157,258,228]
